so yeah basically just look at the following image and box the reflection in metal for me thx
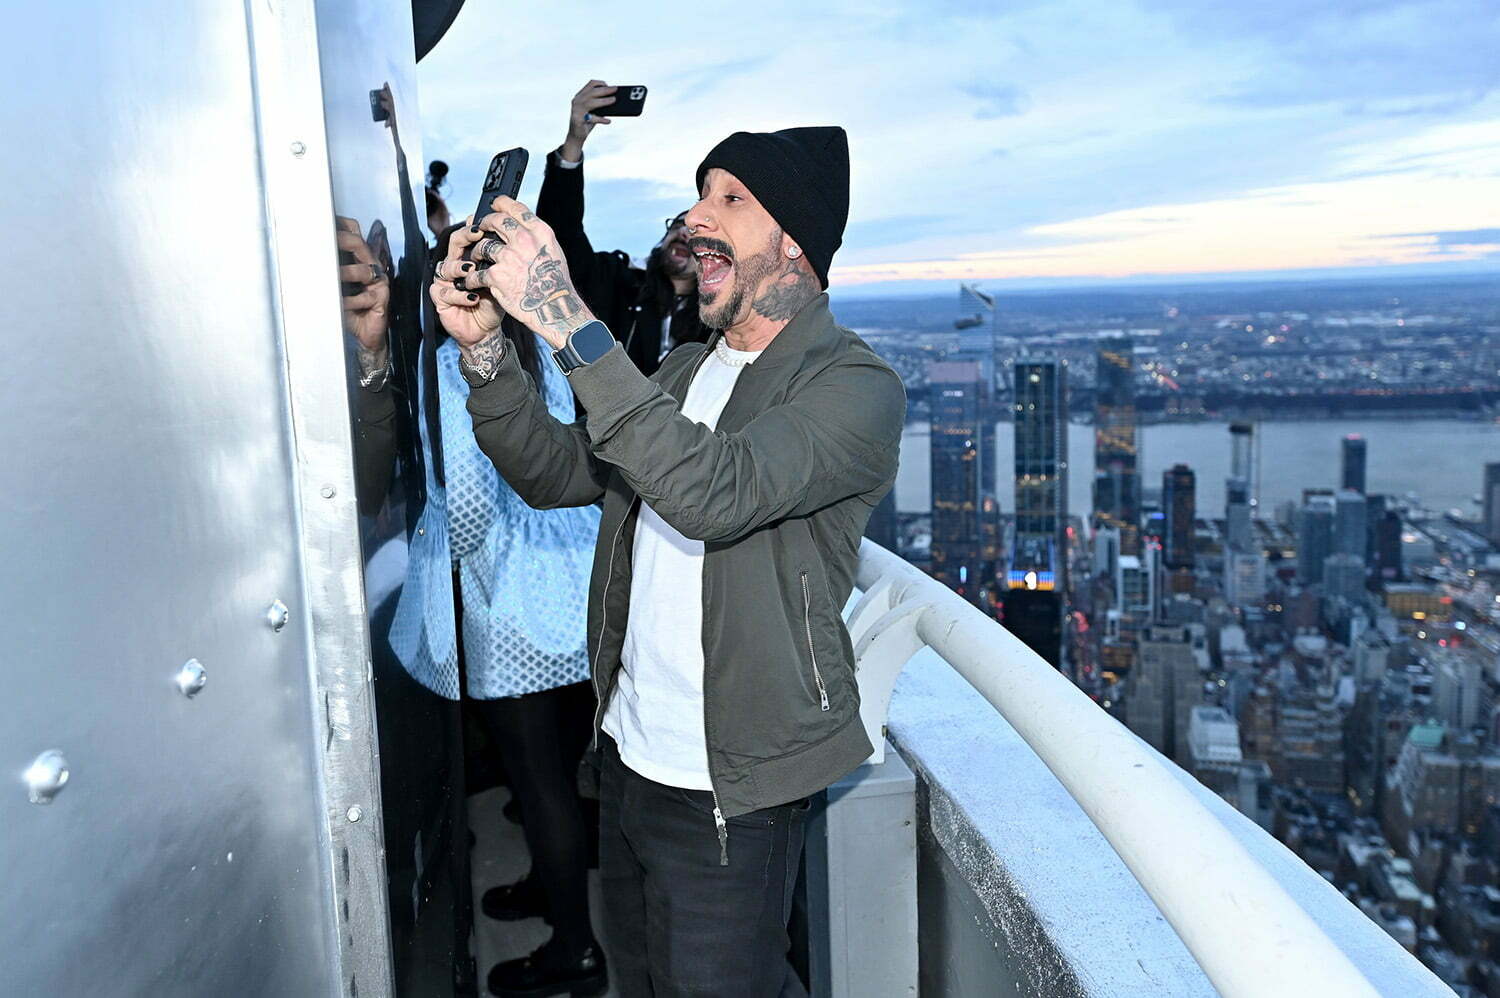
[24,751,70,805]
[291,141,308,157]
[173,659,209,699]
[347,805,365,823]
[320,484,337,498]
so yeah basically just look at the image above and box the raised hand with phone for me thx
[560,80,647,163]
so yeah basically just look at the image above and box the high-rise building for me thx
[1005,355,1068,666]
[1324,552,1367,605]
[1163,463,1195,570]
[1371,496,1403,582]
[955,284,996,387]
[1342,434,1367,494]
[1224,422,1256,554]
[1485,463,1500,544]
[1299,494,1336,585]
[1126,625,1206,764]
[1335,488,1368,563]
[1225,550,1267,610]
[1092,336,1139,556]
[929,359,991,605]
[1433,651,1484,733]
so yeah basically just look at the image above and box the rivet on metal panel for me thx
[175,658,208,698]
[24,750,69,804]
[347,805,364,823]
[320,484,336,499]
[417,527,425,536]
[290,141,306,157]
[266,599,290,632]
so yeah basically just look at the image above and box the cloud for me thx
[417,0,1500,289]
[963,82,1030,119]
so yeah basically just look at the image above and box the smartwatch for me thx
[552,320,616,375]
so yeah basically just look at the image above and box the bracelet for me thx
[459,333,508,387]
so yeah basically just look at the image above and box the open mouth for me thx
[667,242,692,266]
[693,246,734,289]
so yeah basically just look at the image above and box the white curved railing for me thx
[847,540,1382,998]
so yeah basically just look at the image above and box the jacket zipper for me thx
[800,571,831,712]
[591,498,637,751]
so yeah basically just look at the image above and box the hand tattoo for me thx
[356,343,391,390]
[751,257,819,321]
[501,216,520,231]
[519,247,585,335]
[460,330,507,384]
[473,237,505,263]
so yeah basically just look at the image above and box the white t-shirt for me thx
[601,341,763,789]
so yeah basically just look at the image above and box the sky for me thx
[416,0,1500,298]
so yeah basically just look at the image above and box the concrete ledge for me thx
[885,648,1451,997]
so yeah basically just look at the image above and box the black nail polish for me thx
[461,262,473,272]
[453,278,467,291]
[467,293,478,301]
[469,225,480,234]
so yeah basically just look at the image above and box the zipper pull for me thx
[819,688,830,712]
[713,806,729,867]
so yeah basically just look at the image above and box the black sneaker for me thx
[487,940,607,998]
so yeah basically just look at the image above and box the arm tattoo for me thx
[356,343,391,390]
[460,329,508,382]
[751,258,819,321]
[356,342,389,379]
[519,247,585,335]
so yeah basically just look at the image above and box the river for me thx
[897,417,1500,517]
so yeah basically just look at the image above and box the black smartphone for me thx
[596,85,647,117]
[369,88,389,122]
[473,147,529,225]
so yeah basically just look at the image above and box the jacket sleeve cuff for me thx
[565,344,659,441]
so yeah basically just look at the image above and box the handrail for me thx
[850,539,1381,998]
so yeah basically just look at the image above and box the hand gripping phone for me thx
[596,85,647,117]
[473,147,529,225]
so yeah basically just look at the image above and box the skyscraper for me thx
[955,284,997,389]
[1485,463,1500,544]
[1342,435,1367,494]
[1093,336,1139,556]
[1005,355,1068,666]
[1335,488,1369,563]
[1371,496,1404,582]
[1225,423,1255,553]
[929,359,992,605]
[1163,463,1196,570]
[1299,494,1336,586]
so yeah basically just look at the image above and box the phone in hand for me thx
[596,85,647,117]
[473,147,529,226]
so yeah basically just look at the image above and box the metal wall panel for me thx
[0,3,346,995]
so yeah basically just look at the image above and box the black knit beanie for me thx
[695,126,849,290]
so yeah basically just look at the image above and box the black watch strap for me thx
[553,320,616,375]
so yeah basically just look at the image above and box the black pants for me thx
[599,736,809,998]
[472,682,596,958]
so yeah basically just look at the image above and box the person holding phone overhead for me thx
[431,124,905,997]
[535,80,707,376]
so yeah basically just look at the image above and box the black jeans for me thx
[472,682,597,959]
[599,737,809,998]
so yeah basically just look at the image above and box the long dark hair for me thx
[431,222,544,385]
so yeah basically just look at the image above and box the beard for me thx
[697,228,782,330]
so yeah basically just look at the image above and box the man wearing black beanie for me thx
[432,125,905,998]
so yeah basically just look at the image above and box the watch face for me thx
[572,321,616,364]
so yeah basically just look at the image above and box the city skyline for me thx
[419,0,1500,296]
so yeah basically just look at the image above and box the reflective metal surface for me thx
[0,3,347,993]
[312,0,468,991]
